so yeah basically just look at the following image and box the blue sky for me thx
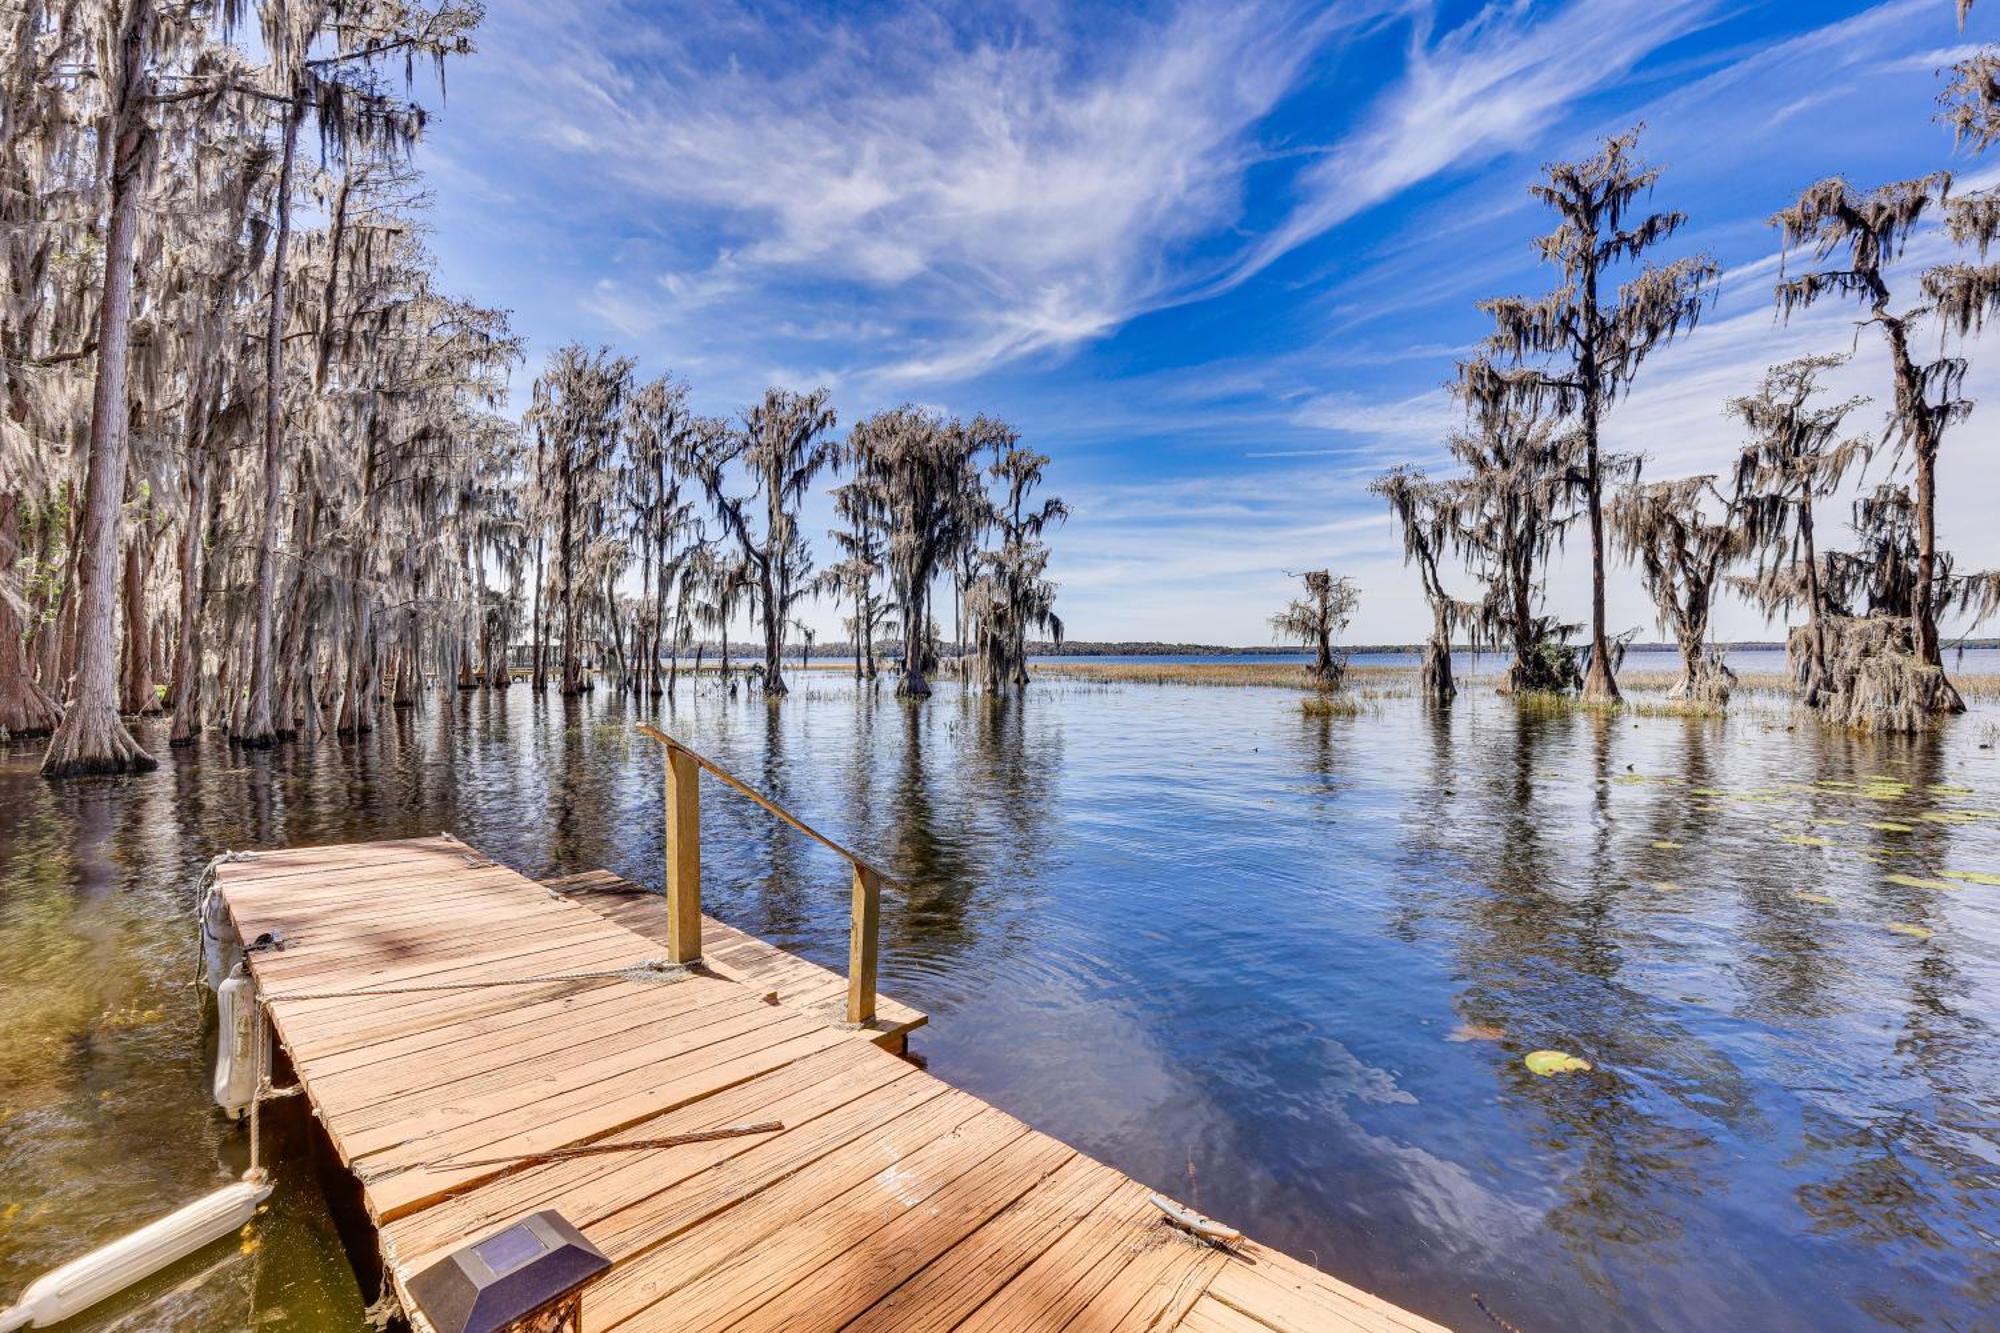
[415,0,2000,645]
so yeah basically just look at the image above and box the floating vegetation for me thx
[1920,811,1979,825]
[1652,881,1684,893]
[1524,1050,1593,1076]
[96,1004,165,1030]
[1865,822,1916,833]
[1883,873,1958,891]
[1886,923,1936,940]
[1795,891,1837,906]
[1929,784,1975,796]
[1782,834,1833,847]
[1651,839,1683,850]
[1691,786,1726,797]
[1942,870,2000,887]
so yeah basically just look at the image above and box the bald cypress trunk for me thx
[241,100,303,747]
[42,0,156,776]
[119,508,157,713]
[1,494,62,737]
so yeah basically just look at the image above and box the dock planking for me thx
[215,835,1449,1333]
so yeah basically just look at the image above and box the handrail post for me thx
[845,864,880,1025]
[665,745,702,966]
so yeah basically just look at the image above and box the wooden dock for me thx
[212,734,1448,1332]
[539,867,928,1054]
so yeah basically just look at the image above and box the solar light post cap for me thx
[407,1210,610,1333]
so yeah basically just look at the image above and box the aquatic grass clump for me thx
[1624,695,1729,719]
[1508,688,1581,719]
[1299,691,1362,717]
[1037,661,1408,690]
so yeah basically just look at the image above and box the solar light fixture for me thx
[407,1210,610,1333]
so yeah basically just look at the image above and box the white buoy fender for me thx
[212,962,259,1120]
[199,882,242,993]
[0,1172,271,1331]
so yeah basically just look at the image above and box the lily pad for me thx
[1524,1050,1592,1077]
[1864,822,1915,833]
[1886,922,1935,940]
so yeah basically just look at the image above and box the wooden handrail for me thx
[635,723,892,1025]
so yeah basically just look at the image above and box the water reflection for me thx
[1,679,1996,1331]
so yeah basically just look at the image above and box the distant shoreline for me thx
[1026,639,2000,657]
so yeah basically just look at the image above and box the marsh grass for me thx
[1037,661,1408,690]
[1036,659,2000,714]
[1300,691,1363,717]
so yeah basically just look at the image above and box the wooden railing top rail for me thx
[634,723,900,888]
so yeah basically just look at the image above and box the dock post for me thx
[846,863,879,1025]
[666,745,701,965]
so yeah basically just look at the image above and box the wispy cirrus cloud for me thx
[1208,0,1726,296]
[473,0,1386,388]
[452,0,1736,392]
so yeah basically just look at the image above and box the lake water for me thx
[2,674,1998,1331]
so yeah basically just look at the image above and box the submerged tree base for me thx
[0,678,63,739]
[1497,634,1582,696]
[41,703,157,777]
[1419,637,1455,704]
[1666,648,1735,709]
[1793,616,1965,733]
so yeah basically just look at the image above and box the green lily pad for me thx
[1524,1050,1592,1077]
[1864,822,1915,833]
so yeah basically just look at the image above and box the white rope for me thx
[248,999,267,1175]
[192,850,255,992]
